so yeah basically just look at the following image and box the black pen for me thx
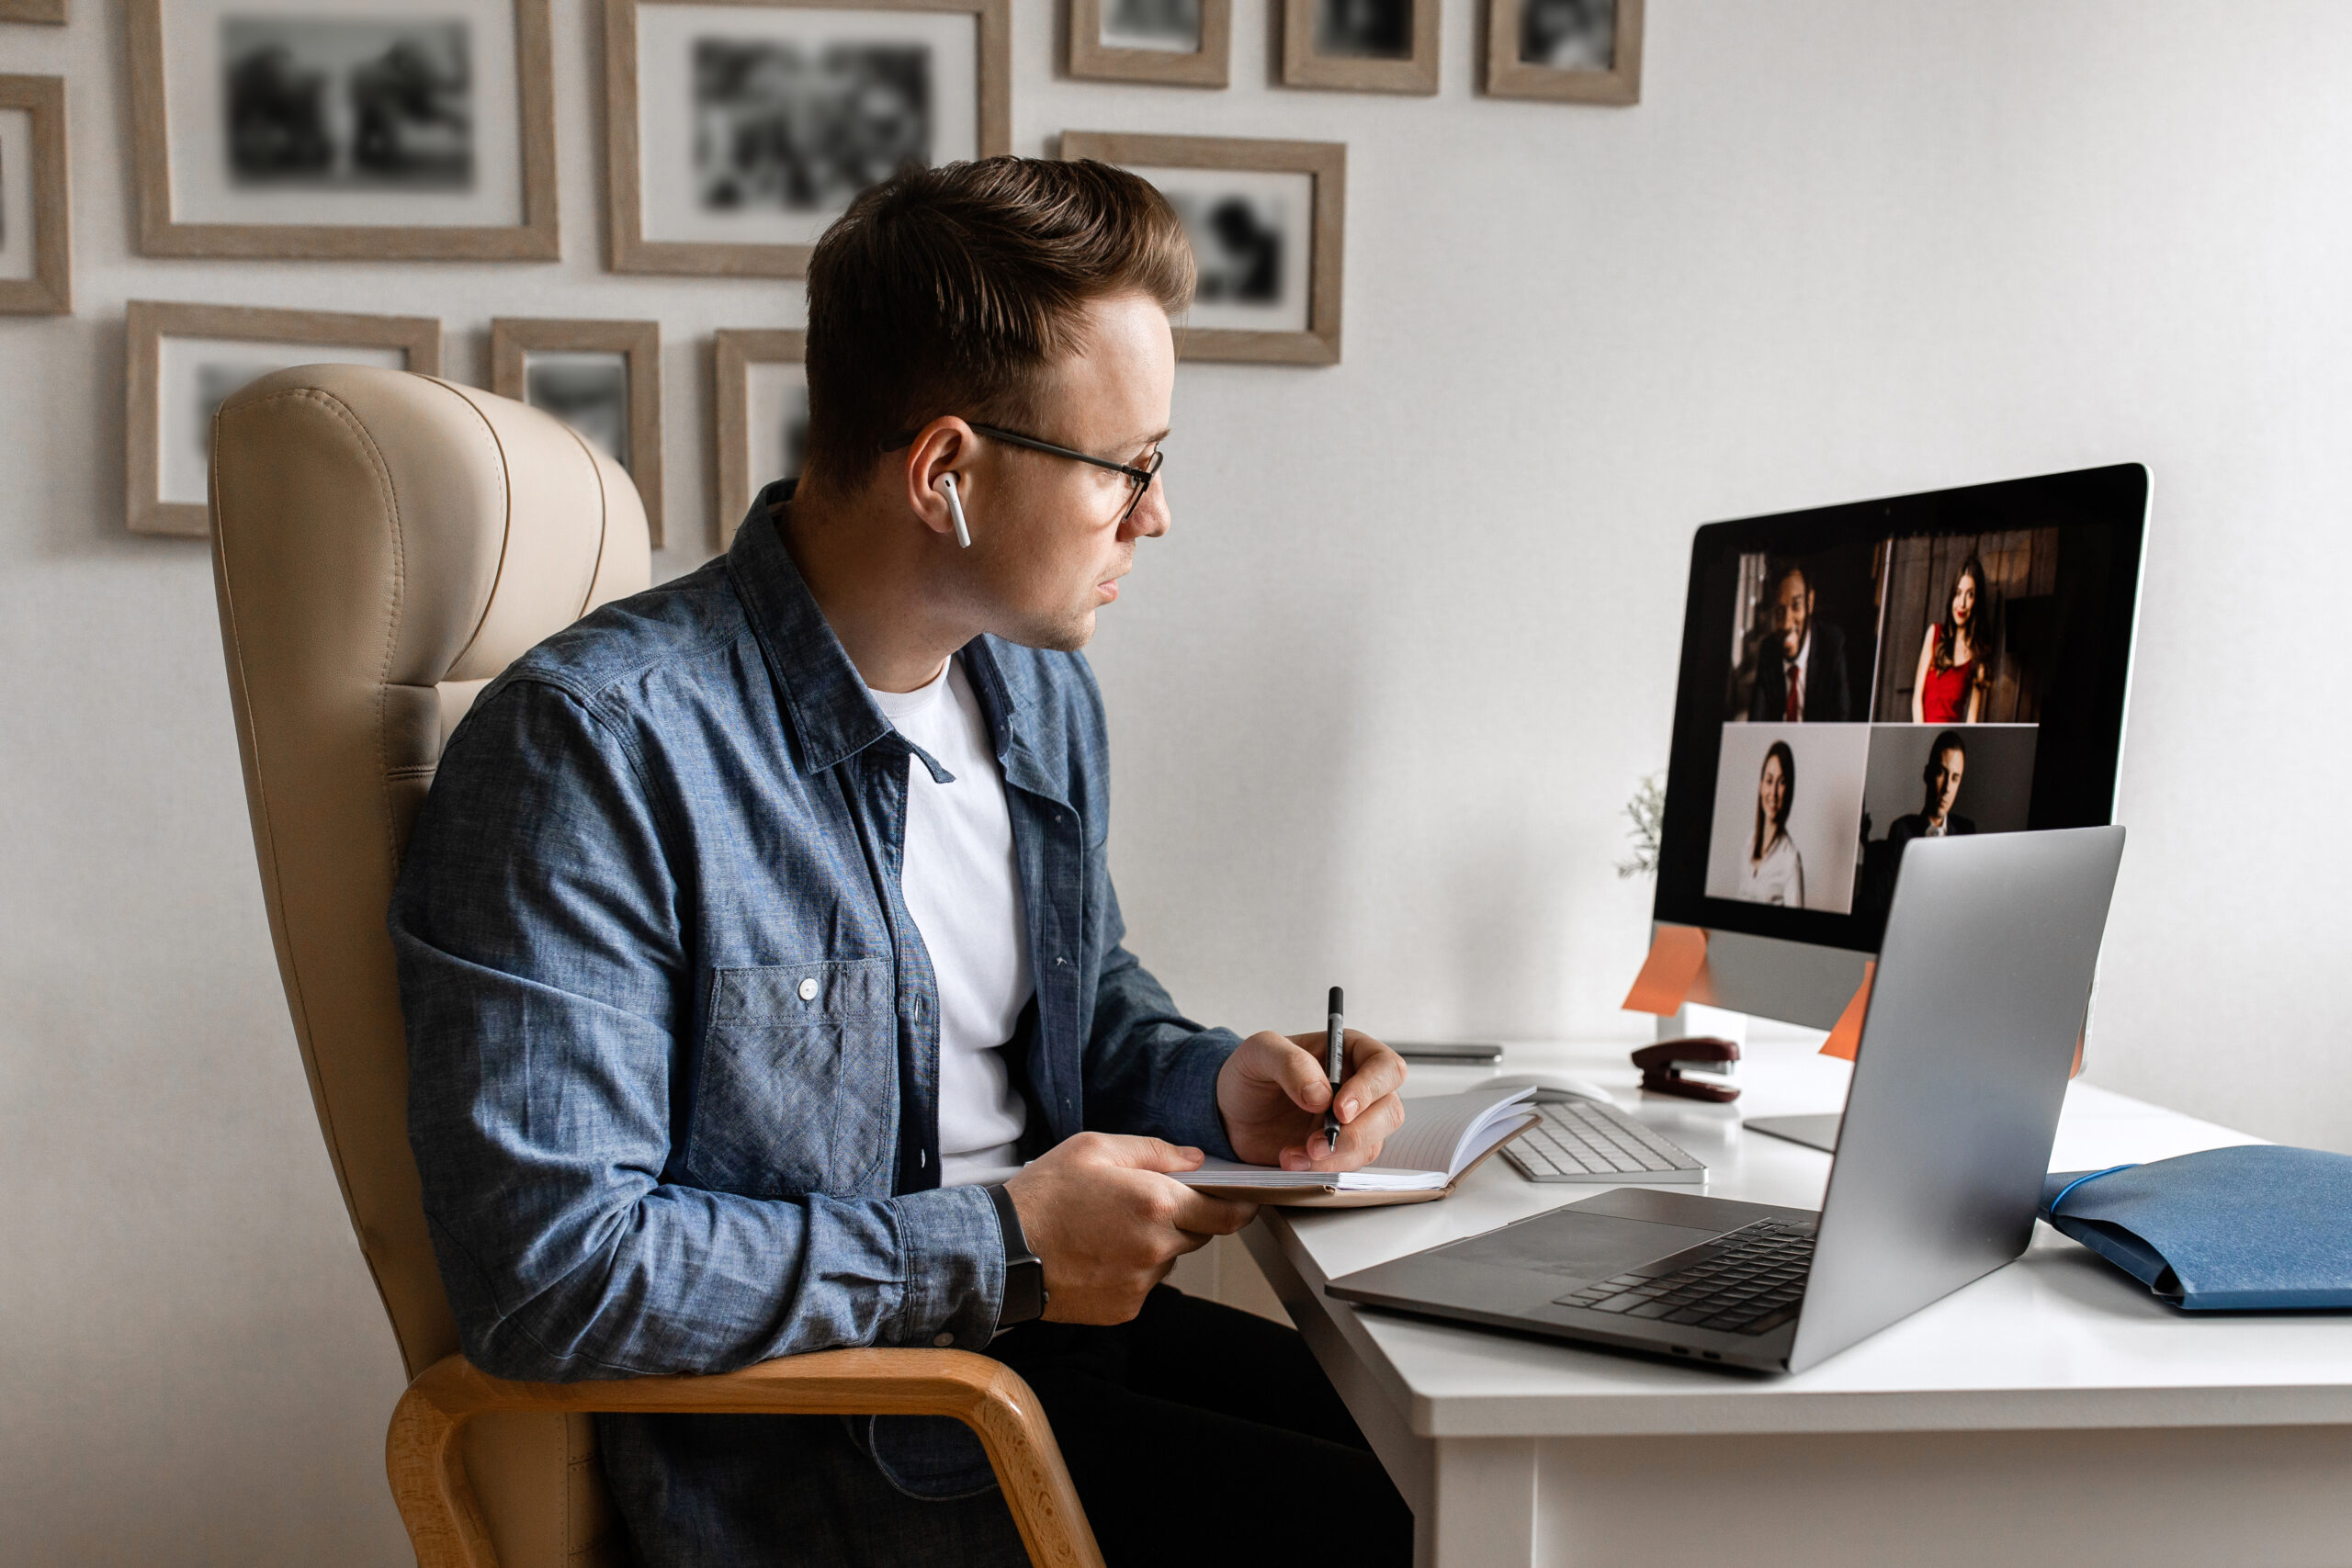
[1323,987,1345,1156]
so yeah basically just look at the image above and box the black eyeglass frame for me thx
[883,422,1166,524]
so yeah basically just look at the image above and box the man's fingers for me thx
[1091,1134,1204,1173]
[1283,1091,1407,1171]
[1260,1030,1335,1113]
[1165,1186,1256,1236]
[1333,1032,1407,1123]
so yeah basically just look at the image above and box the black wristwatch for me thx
[986,1183,1048,1329]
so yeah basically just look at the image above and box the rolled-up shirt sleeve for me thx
[392,677,1001,1382]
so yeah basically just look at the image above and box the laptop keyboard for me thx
[1554,1219,1815,1336]
[1500,1099,1707,1183]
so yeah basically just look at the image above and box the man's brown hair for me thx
[799,156,1195,498]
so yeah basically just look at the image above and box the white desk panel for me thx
[1247,1040,2352,1566]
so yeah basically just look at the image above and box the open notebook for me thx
[1173,1085,1541,1208]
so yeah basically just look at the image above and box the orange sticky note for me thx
[1622,924,1708,1016]
[2070,1028,2086,1080]
[1817,962,1876,1061]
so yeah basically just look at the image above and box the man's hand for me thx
[1003,1134,1255,1325]
[1216,1029,1408,1172]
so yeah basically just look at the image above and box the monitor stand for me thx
[1746,1113,1843,1154]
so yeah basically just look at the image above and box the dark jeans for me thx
[599,1287,1412,1568]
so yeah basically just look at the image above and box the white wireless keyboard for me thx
[1500,1099,1707,1184]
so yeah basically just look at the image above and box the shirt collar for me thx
[727,480,895,775]
[726,481,1056,798]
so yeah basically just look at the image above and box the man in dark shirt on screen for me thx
[390,159,1413,1567]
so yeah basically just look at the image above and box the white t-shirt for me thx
[866,656,1034,1185]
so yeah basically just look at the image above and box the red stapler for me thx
[1631,1037,1741,1103]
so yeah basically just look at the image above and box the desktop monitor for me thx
[1651,463,2148,1031]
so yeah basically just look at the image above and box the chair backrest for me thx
[210,365,650,1566]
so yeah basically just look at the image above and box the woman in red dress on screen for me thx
[1911,555,1991,724]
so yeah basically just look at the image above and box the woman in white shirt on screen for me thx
[1740,739,1806,908]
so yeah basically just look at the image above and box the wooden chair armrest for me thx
[388,1350,1103,1568]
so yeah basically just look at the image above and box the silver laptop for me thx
[1326,827,2126,1374]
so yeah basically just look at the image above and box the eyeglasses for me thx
[883,423,1165,525]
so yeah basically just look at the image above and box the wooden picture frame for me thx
[712,328,808,546]
[125,300,442,537]
[605,0,1012,278]
[1483,0,1641,104]
[1069,0,1230,88]
[1058,132,1343,366]
[125,0,560,260]
[1281,0,1437,96]
[491,318,666,546]
[0,75,71,315]
[0,0,67,24]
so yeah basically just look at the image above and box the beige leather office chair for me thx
[208,365,1102,1568]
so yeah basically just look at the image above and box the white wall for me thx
[5,2,2348,1560]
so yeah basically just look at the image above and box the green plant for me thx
[1616,771,1665,879]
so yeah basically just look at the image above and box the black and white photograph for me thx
[1170,188,1285,307]
[1484,0,1640,102]
[1061,132,1343,364]
[222,16,474,190]
[0,113,21,274]
[1518,0,1611,68]
[1070,0,1226,85]
[130,0,553,259]
[0,74,70,314]
[1702,721,1871,915]
[1101,0,1202,53]
[525,352,631,468]
[1283,0,1433,93]
[1139,166,1313,331]
[1315,0,1409,58]
[617,0,1004,275]
[693,38,929,215]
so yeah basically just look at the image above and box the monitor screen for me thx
[1653,463,2146,954]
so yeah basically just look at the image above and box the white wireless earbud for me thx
[938,472,973,548]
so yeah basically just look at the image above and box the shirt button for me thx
[933,1333,955,1348]
[797,977,819,1001]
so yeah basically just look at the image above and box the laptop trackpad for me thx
[1438,1209,1726,1280]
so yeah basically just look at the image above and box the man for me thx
[1888,730,1976,848]
[1746,561,1851,723]
[391,159,1413,1567]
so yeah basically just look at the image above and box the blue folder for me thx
[2040,1145,2352,1311]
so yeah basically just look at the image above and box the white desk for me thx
[1244,1040,2352,1568]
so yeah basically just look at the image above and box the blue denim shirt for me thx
[391,486,1242,1550]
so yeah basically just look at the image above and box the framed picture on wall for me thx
[605,0,1012,278]
[1483,0,1642,103]
[712,328,808,545]
[1069,0,1229,88]
[491,318,667,545]
[0,74,71,316]
[125,300,442,537]
[1280,0,1436,96]
[0,0,67,24]
[1058,132,1344,366]
[125,0,559,260]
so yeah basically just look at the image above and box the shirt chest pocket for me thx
[686,959,897,1198]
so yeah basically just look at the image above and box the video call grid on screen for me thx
[1654,464,2147,953]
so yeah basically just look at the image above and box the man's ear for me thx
[900,417,975,542]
